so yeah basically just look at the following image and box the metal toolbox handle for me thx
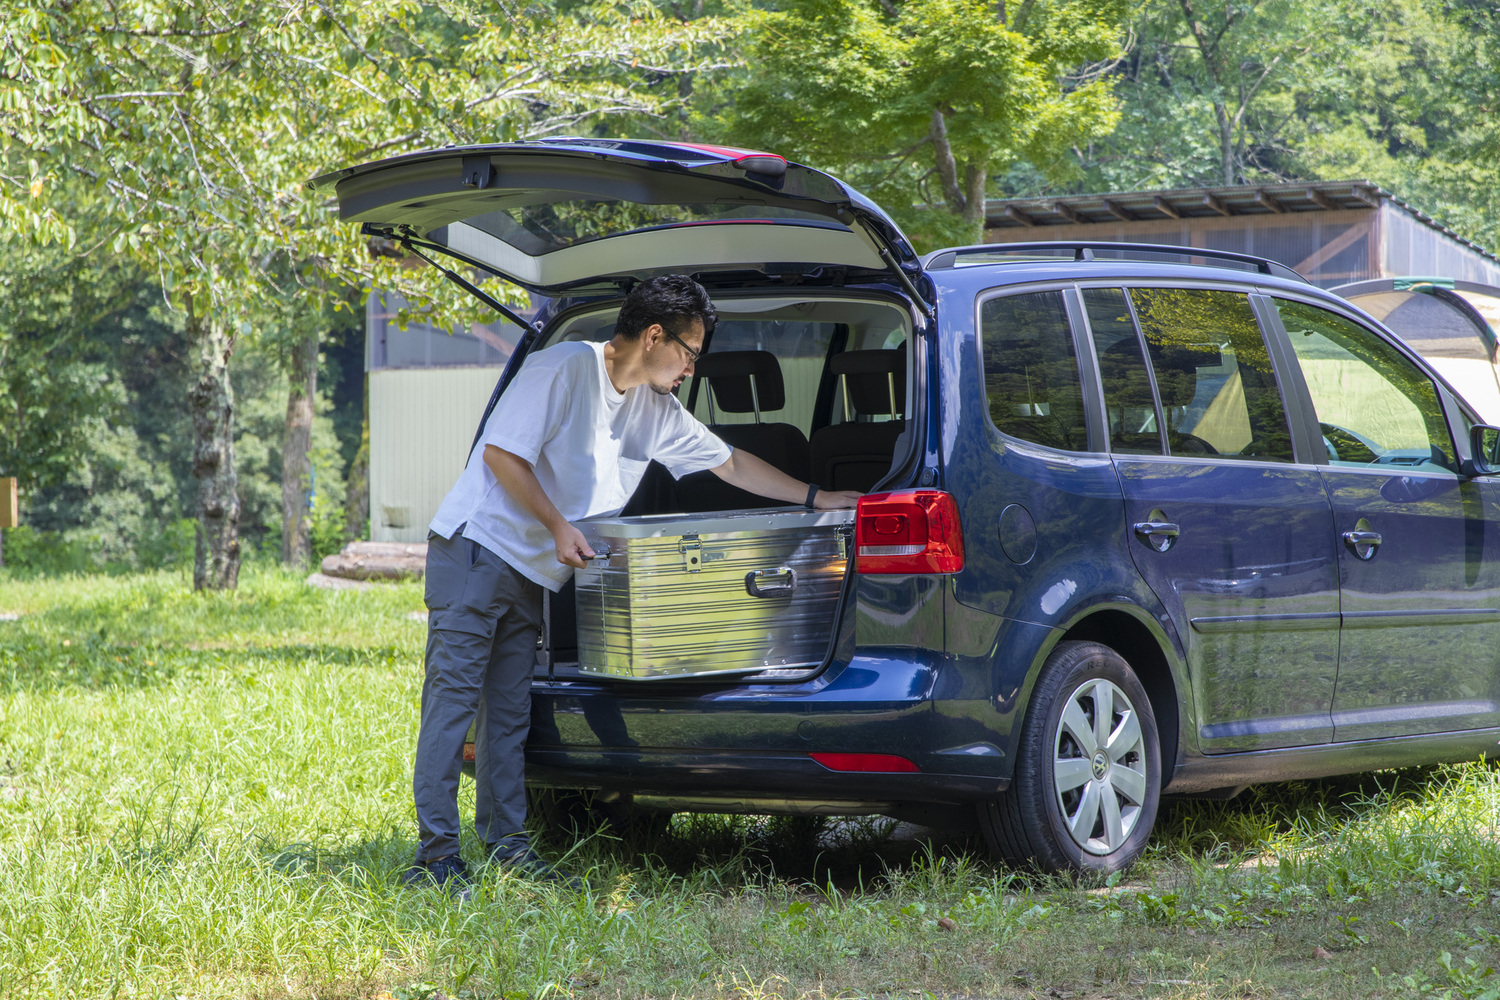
[745,566,797,598]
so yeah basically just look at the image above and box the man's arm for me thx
[483,444,596,568]
[709,449,861,510]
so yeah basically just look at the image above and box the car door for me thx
[312,138,917,298]
[1268,296,1500,742]
[1088,286,1341,753]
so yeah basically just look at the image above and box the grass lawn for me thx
[1,566,1498,1000]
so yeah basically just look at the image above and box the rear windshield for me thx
[547,296,910,439]
[466,203,850,256]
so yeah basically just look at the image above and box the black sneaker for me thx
[489,846,584,890]
[401,854,469,888]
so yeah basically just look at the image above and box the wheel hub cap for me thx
[1052,676,1149,856]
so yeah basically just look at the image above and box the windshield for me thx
[465,201,849,256]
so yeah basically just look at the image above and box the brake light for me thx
[810,752,920,773]
[674,142,788,176]
[855,490,965,574]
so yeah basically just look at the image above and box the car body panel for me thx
[1117,458,1341,751]
[1321,467,1500,740]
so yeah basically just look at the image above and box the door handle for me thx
[1133,521,1180,553]
[1342,530,1382,561]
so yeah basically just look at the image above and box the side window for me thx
[1083,288,1163,455]
[1129,288,1295,463]
[1275,299,1456,472]
[981,290,1089,451]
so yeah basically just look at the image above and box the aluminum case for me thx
[575,508,854,679]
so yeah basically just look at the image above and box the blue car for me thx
[317,140,1500,873]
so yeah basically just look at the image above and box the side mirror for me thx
[1464,424,1500,476]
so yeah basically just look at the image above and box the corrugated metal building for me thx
[365,291,523,542]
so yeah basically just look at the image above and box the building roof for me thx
[985,180,1500,265]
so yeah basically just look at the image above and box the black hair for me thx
[614,275,717,342]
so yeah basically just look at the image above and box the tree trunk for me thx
[186,302,241,591]
[1216,102,1235,185]
[929,108,966,214]
[280,328,318,567]
[962,162,989,240]
[343,373,370,544]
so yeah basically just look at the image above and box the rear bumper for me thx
[523,648,1019,810]
[525,746,1008,809]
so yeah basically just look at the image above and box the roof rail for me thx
[924,241,1311,284]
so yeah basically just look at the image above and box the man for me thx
[405,275,859,887]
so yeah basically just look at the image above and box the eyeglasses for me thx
[665,329,703,365]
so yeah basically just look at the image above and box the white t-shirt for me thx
[430,341,733,591]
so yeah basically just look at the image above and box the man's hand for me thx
[711,449,864,508]
[485,445,598,569]
[814,489,861,510]
[553,522,596,569]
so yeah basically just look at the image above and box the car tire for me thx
[979,640,1161,875]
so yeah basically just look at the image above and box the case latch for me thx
[679,535,702,572]
[836,525,853,561]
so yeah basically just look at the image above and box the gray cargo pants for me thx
[414,530,543,862]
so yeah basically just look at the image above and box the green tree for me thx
[711,0,1126,249]
[1063,0,1500,246]
[1,0,729,587]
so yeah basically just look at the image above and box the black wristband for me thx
[805,483,820,509]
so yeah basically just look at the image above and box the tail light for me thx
[855,490,965,574]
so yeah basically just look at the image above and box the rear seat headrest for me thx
[693,350,786,413]
[831,349,906,417]
[1149,343,1221,408]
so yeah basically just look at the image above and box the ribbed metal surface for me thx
[576,509,853,679]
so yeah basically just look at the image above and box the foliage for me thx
[0,255,356,572]
[0,0,735,325]
[710,0,1126,249]
[1060,0,1500,247]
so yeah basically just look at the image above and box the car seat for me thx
[809,349,906,492]
[674,350,811,511]
[1149,343,1220,455]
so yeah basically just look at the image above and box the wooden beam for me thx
[1102,197,1136,222]
[1202,192,1233,216]
[1003,205,1036,228]
[1254,189,1287,214]
[1304,187,1337,212]
[1350,186,1382,209]
[1292,221,1370,277]
[0,478,16,529]
[1153,196,1181,219]
[1052,201,1085,225]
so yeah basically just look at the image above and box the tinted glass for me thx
[1129,288,1294,462]
[1083,288,1163,454]
[1276,299,1456,471]
[981,290,1088,451]
[466,203,843,256]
